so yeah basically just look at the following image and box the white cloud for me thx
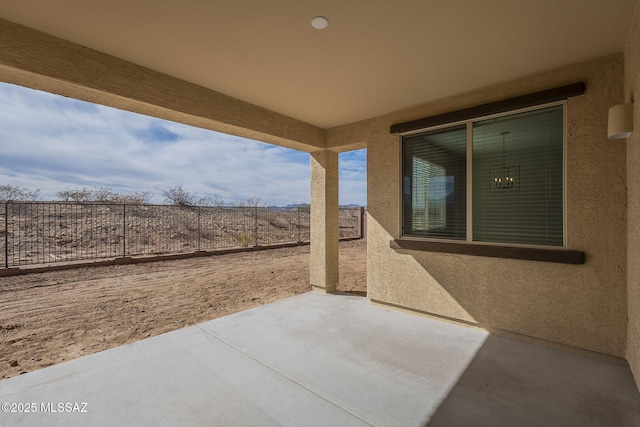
[0,83,366,206]
[339,150,367,206]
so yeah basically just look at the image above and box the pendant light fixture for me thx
[492,131,519,191]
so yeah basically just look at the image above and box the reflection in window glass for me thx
[402,125,466,239]
[412,158,446,230]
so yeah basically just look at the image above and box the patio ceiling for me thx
[0,0,636,129]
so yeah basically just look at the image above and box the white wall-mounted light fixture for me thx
[608,102,634,139]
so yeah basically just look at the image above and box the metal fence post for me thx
[254,206,259,246]
[197,206,201,251]
[359,206,365,238]
[122,204,126,257]
[297,206,301,243]
[4,201,8,268]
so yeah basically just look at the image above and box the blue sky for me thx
[0,83,366,206]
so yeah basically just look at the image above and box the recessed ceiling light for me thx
[311,16,329,30]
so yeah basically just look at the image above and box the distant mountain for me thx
[283,203,310,208]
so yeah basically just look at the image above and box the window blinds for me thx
[472,105,563,246]
[403,125,467,239]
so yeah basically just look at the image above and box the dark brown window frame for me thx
[391,82,586,265]
[390,239,585,264]
[390,82,585,135]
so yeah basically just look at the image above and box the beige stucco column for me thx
[310,150,339,293]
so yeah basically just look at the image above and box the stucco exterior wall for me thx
[330,54,628,356]
[310,150,339,292]
[626,2,640,389]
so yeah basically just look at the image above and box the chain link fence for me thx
[0,202,364,268]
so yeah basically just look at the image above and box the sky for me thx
[0,82,366,206]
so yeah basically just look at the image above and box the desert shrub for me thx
[0,184,41,201]
[197,194,226,208]
[163,183,224,207]
[56,187,152,204]
[236,196,265,208]
[113,191,153,204]
[56,188,94,202]
[163,183,195,206]
[236,233,254,247]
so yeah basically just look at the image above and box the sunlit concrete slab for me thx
[1,292,639,426]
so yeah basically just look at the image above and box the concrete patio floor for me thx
[1,291,639,426]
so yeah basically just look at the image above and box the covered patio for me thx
[1,1,640,425]
[1,292,639,426]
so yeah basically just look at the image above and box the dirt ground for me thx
[0,239,366,379]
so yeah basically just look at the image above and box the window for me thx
[412,157,446,231]
[403,125,466,239]
[402,103,564,247]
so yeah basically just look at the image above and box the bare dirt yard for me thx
[0,239,366,379]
